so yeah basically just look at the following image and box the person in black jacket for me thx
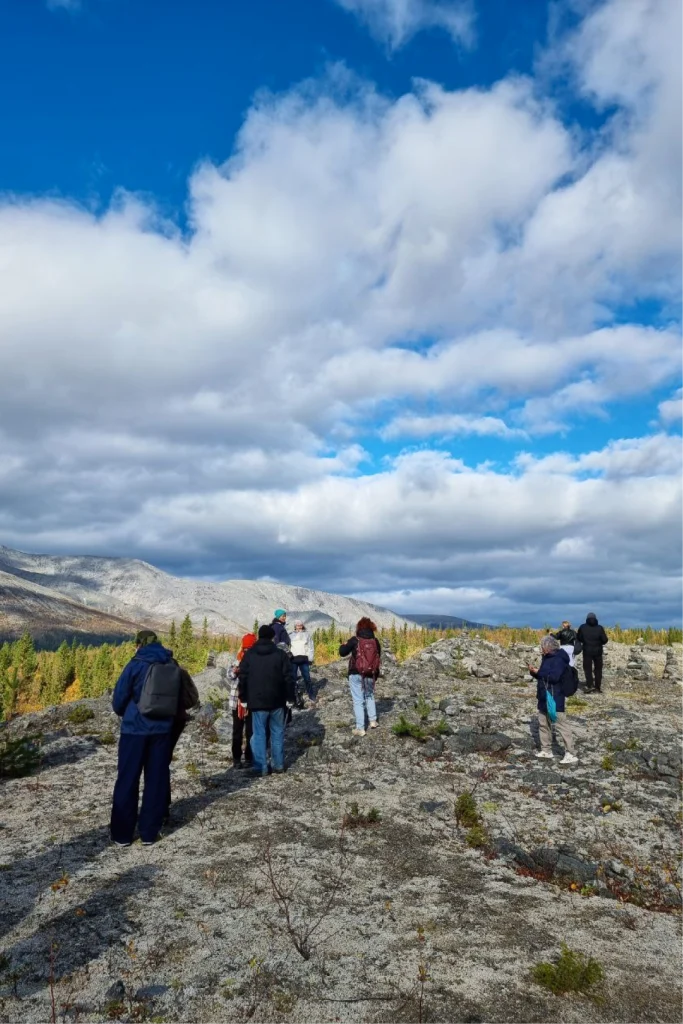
[270,610,291,650]
[577,612,609,693]
[238,624,295,775]
[553,621,577,647]
[339,617,382,737]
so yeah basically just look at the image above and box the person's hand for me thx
[286,701,294,709]
[528,664,538,676]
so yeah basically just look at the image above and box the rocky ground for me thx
[1,636,681,1023]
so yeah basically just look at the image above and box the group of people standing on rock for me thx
[529,612,609,767]
[109,611,382,845]
[108,609,606,845]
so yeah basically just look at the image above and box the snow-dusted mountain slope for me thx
[0,546,415,634]
[0,568,140,645]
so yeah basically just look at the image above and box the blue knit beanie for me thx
[274,609,286,619]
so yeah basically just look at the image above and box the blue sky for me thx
[2,0,557,210]
[0,0,680,626]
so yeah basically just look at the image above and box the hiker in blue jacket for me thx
[110,629,196,846]
[270,610,291,650]
[529,635,578,765]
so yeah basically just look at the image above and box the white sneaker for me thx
[534,750,554,759]
[559,752,579,765]
[369,720,378,729]
[352,728,366,737]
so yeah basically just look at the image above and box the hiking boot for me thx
[559,752,579,765]
[534,750,554,759]
[352,728,366,738]
[369,720,378,729]
[272,767,285,774]
[141,837,158,846]
[113,840,132,847]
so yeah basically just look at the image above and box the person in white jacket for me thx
[290,620,316,707]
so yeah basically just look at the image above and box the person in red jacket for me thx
[229,632,257,768]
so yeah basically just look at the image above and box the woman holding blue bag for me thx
[529,635,578,765]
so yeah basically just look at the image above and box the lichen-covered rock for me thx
[0,634,680,1024]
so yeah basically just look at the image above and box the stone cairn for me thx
[624,643,654,682]
[662,646,682,683]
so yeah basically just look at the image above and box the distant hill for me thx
[0,545,416,645]
[406,613,490,630]
[0,569,140,647]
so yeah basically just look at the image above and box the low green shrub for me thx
[343,802,381,828]
[415,694,431,721]
[67,706,95,725]
[601,754,615,771]
[454,791,480,828]
[392,715,427,741]
[465,824,489,849]
[531,943,604,995]
[0,735,42,778]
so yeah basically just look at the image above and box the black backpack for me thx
[137,661,183,719]
[561,664,579,697]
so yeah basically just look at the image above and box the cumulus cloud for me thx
[0,0,680,624]
[334,0,474,49]
[381,413,524,440]
[659,389,682,427]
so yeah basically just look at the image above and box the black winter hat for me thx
[258,624,275,640]
[134,629,158,646]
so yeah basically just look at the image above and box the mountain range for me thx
[406,613,490,630]
[0,545,417,645]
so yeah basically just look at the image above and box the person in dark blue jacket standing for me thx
[529,635,578,765]
[270,610,291,650]
[110,629,178,846]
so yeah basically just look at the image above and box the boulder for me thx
[445,729,512,755]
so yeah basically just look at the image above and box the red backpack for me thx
[355,636,380,678]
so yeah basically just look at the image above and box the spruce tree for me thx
[177,615,194,665]
[201,617,209,648]
[168,619,177,651]
[16,631,37,680]
[0,642,11,675]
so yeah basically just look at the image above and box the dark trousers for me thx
[583,652,603,691]
[231,708,253,764]
[165,719,185,817]
[293,661,316,701]
[111,732,172,844]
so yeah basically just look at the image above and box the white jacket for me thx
[290,630,314,661]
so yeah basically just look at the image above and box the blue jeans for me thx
[251,708,286,774]
[294,662,316,700]
[348,675,377,731]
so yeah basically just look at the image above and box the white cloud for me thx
[659,389,682,427]
[0,1,680,625]
[515,434,682,479]
[334,0,474,49]
[381,413,524,440]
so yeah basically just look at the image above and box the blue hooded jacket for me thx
[112,642,176,735]
[534,649,570,714]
